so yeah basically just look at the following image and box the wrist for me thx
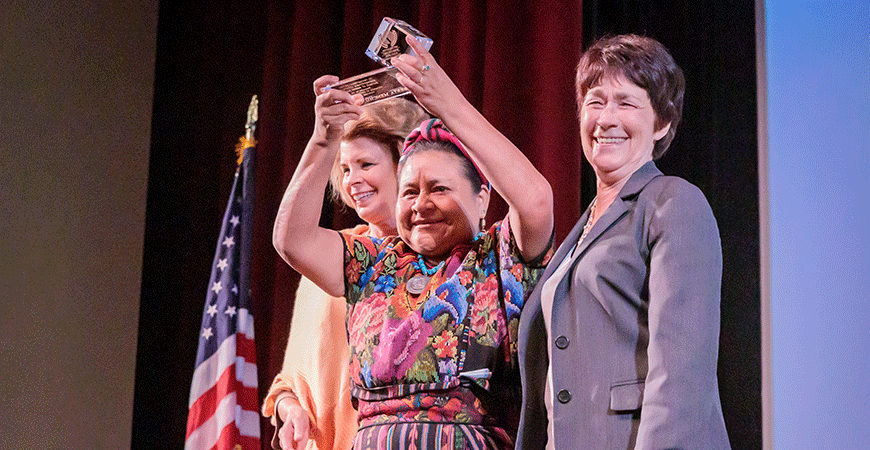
[308,135,340,155]
[312,121,343,142]
[274,391,298,420]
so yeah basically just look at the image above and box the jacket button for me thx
[555,335,569,349]
[557,389,572,404]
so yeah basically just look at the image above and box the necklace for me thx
[413,254,443,275]
[579,197,597,244]
[407,255,444,295]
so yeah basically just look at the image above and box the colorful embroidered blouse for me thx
[340,218,551,450]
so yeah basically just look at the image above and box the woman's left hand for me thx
[391,36,467,120]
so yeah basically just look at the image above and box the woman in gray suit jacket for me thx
[516,35,731,449]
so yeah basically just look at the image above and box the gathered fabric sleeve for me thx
[635,180,724,449]
[261,277,358,450]
[262,225,368,450]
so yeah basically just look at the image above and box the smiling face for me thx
[338,137,399,236]
[580,75,671,184]
[397,150,488,263]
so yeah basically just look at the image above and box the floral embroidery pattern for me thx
[469,276,499,344]
[346,258,362,285]
[341,218,552,449]
[371,312,432,381]
[432,330,458,358]
[347,293,388,355]
[423,281,468,323]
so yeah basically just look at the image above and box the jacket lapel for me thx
[523,204,588,316]
[572,161,663,259]
[527,162,664,314]
[542,217,586,282]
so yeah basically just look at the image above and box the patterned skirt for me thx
[353,421,510,450]
[351,379,514,450]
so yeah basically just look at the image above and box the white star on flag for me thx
[206,303,218,317]
[201,327,213,340]
[222,236,235,247]
[211,281,223,294]
[229,215,240,227]
[232,284,238,294]
[216,258,228,271]
[225,306,237,317]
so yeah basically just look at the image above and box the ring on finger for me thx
[421,64,430,72]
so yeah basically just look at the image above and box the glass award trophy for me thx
[365,17,434,67]
[329,18,433,105]
[328,66,410,105]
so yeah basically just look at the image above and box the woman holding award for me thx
[272,35,553,450]
[263,97,429,450]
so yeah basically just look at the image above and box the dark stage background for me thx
[133,1,759,448]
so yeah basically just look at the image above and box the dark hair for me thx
[329,98,429,207]
[398,140,484,193]
[576,34,685,159]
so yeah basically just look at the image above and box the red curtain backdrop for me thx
[134,1,759,448]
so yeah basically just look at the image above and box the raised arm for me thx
[391,37,553,261]
[272,75,363,297]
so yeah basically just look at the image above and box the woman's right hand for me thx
[312,75,364,142]
[276,395,310,449]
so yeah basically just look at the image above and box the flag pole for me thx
[245,95,258,141]
[185,95,260,450]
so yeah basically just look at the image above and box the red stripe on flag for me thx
[236,332,256,363]
[186,335,259,438]
[186,364,259,438]
[192,331,256,396]
[209,422,261,450]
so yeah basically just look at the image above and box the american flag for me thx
[185,139,260,450]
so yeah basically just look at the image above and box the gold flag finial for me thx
[236,95,258,164]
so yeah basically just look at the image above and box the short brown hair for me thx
[329,98,430,208]
[576,34,685,159]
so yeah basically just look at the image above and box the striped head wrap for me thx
[402,118,489,187]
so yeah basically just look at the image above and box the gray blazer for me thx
[517,162,730,449]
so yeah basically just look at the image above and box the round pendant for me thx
[406,275,430,295]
